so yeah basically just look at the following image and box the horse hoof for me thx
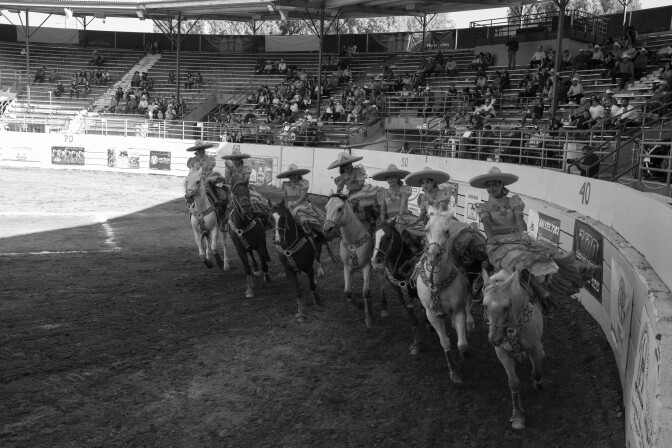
[203,259,214,269]
[222,264,231,272]
[264,274,272,284]
[245,290,254,298]
[312,293,323,307]
[449,371,464,384]
[511,418,526,430]
[459,347,471,360]
[295,313,306,323]
[214,253,224,269]
[253,271,261,277]
[533,380,544,392]
[380,310,390,318]
[317,268,325,279]
[409,344,422,356]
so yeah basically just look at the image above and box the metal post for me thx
[421,15,427,52]
[316,9,325,120]
[550,0,567,121]
[25,11,30,107]
[177,13,181,104]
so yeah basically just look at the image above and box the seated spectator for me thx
[126,95,138,113]
[93,68,103,86]
[614,56,635,90]
[195,72,203,89]
[137,96,149,114]
[185,72,195,90]
[263,60,273,75]
[468,54,481,71]
[566,77,584,104]
[521,98,544,127]
[102,69,110,84]
[633,49,648,80]
[614,98,639,127]
[48,68,60,83]
[444,56,458,76]
[529,46,546,68]
[656,41,672,62]
[81,80,91,97]
[589,97,605,120]
[168,70,176,84]
[577,145,600,178]
[518,80,537,104]
[131,71,141,87]
[571,109,595,134]
[561,49,574,71]
[89,50,104,66]
[475,73,488,94]
[33,66,46,84]
[69,80,78,98]
[648,83,671,112]
[574,49,588,70]
[278,59,287,75]
[591,45,605,68]
[343,66,352,84]
[52,81,65,98]
[333,101,345,122]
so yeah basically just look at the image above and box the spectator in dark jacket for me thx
[578,145,600,178]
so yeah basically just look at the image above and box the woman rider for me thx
[404,167,455,225]
[328,152,381,230]
[371,164,424,254]
[185,141,227,221]
[276,163,327,248]
[469,166,565,314]
[221,146,273,229]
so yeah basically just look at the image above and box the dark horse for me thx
[270,200,328,322]
[228,182,271,298]
[371,221,424,355]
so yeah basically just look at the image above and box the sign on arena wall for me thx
[51,146,85,166]
[528,209,561,245]
[0,145,41,163]
[149,151,171,171]
[406,181,458,217]
[609,255,635,379]
[573,221,604,302]
[463,189,482,227]
[628,309,659,448]
[107,148,140,170]
[248,157,274,186]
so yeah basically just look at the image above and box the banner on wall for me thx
[573,221,604,301]
[265,35,318,52]
[0,145,40,163]
[107,148,140,169]
[149,151,171,171]
[201,35,256,53]
[249,157,274,185]
[407,181,458,216]
[528,209,561,244]
[463,189,482,226]
[628,309,659,448]
[51,146,85,166]
[609,255,634,374]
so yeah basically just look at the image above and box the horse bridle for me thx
[482,279,535,357]
[231,183,253,221]
[273,206,308,272]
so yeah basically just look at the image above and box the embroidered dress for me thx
[418,188,454,219]
[226,163,271,216]
[283,179,325,232]
[334,164,380,213]
[186,154,216,173]
[380,184,424,237]
[476,194,559,276]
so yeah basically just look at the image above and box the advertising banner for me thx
[107,148,140,169]
[628,309,659,448]
[0,145,41,163]
[573,221,604,301]
[248,157,274,186]
[407,181,458,216]
[463,189,482,226]
[610,255,634,379]
[201,35,256,53]
[149,150,171,171]
[51,146,85,165]
[265,35,319,52]
[528,209,561,244]
[425,30,456,50]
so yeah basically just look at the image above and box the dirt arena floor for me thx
[1,168,625,448]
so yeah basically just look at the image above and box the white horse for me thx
[323,194,375,329]
[482,269,545,430]
[184,168,230,271]
[416,210,473,383]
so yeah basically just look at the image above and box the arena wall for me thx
[1,130,670,448]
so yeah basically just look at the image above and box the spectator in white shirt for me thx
[591,45,605,68]
[530,46,546,68]
[615,98,639,127]
[589,98,605,120]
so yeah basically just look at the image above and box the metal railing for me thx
[636,132,672,196]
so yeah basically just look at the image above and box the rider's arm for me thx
[511,195,528,233]
[291,180,309,208]
[476,202,495,240]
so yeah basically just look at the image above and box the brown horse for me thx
[482,269,545,429]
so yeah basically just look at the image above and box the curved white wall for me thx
[1,131,670,448]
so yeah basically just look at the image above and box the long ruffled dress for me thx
[283,179,325,232]
[380,184,425,237]
[418,187,455,220]
[334,164,381,212]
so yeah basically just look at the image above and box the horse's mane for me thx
[489,270,512,284]
[329,193,349,202]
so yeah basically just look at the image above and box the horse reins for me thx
[274,209,308,272]
[186,181,217,237]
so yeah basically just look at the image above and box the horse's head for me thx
[372,221,402,271]
[482,270,522,347]
[424,209,455,266]
[185,168,205,202]
[232,182,252,217]
[323,194,351,234]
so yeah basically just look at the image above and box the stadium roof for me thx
[0,0,538,22]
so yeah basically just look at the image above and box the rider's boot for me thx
[520,269,557,316]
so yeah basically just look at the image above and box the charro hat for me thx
[405,167,450,188]
[186,141,217,152]
[277,163,310,179]
[469,166,519,189]
[221,146,251,160]
[327,151,363,169]
[371,164,410,181]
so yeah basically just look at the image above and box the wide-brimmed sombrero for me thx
[327,151,363,169]
[469,166,519,189]
[186,141,216,152]
[405,167,450,187]
[221,146,251,160]
[277,163,310,179]
[371,163,410,181]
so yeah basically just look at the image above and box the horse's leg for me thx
[452,307,470,359]
[285,262,305,322]
[217,229,231,271]
[530,343,545,392]
[380,274,389,318]
[259,241,272,284]
[425,309,462,383]
[315,245,325,279]
[362,263,375,329]
[231,234,254,298]
[396,287,422,355]
[193,222,213,269]
[495,346,525,429]
[250,251,261,276]
[210,229,224,270]
[343,261,363,310]
[305,263,322,307]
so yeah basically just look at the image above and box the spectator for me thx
[89,50,104,66]
[518,80,537,104]
[93,68,103,86]
[614,56,635,90]
[263,59,273,75]
[656,41,672,59]
[102,69,110,84]
[343,66,352,84]
[131,71,141,87]
[185,72,195,90]
[195,72,203,89]
[278,59,287,75]
[33,66,46,84]
[505,35,519,69]
[137,96,149,114]
[52,81,65,98]
[601,53,617,79]
[591,45,604,68]
[648,83,671,112]
[48,68,60,83]
[126,95,138,113]
[624,25,638,48]
[566,77,584,104]
[577,145,600,178]
[589,97,605,120]
[68,80,78,98]
[529,46,545,68]
[633,49,648,81]
[614,98,639,127]
[608,96,621,117]
[168,70,176,84]
[521,98,544,127]
[444,56,458,76]
[561,49,574,71]
[660,62,672,83]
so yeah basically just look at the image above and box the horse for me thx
[481,269,545,430]
[228,182,271,298]
[372,221,424,355]
[323,194,375,329]
[271,200,326,322]
[184,168,230,271]
[416,210,473,384]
